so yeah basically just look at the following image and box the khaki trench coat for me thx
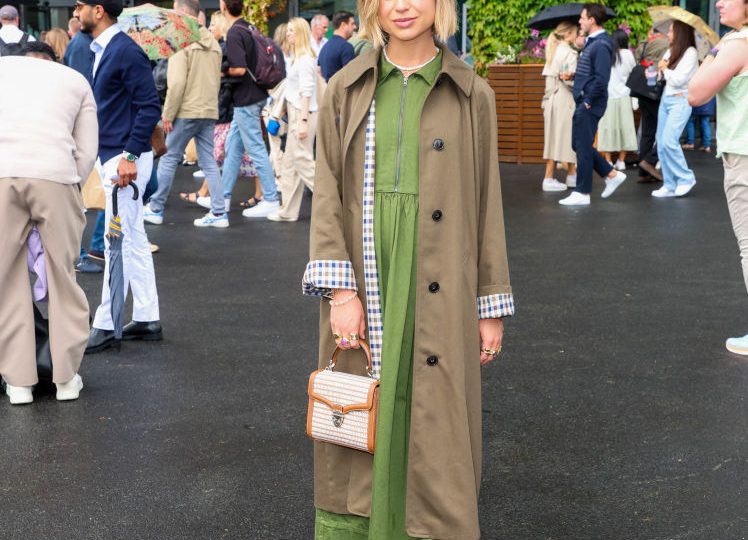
[542,43,578,164]
[308,45,513,540]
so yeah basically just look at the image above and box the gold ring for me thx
[349,333,359,341]
[481,348,496,355]
[333,333,341,339]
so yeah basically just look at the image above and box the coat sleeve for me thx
[474,80,514,319]
[302,76,357,298]
[162,49,188,122]
[73,82,99,184]
[122,45,161,157]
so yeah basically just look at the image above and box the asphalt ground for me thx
[2,149,747,540]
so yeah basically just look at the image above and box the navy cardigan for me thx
[572,32,614,116]
[91,31,161,163]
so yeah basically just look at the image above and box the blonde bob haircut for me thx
[357,0,458,49]
[288,16,316,59]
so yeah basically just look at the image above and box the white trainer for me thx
[726,334,748,355]
[143,203,164,225]
[674,181,696,197]
[542,178,568,192]
[4,382,33,405]
[566,174,577,188]
[614,160,626,171]
[192,169,205,179]
[601,171,627,199]
[651,187,676,198]
[267,211,297,222]
[242,199,280,218]
[559,191,591,206]
[197,196,231,213]
[194,212,229,228]
[56,374,83,401]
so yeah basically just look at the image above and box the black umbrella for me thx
[527,3,617,30]
[108,183,139,340]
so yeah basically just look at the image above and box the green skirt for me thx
[315,192,428,540]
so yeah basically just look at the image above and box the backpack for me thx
[238,24,286,90]
[0,32,30,56]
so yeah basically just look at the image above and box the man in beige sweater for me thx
[0,44,98,405]
[144,0,225,228]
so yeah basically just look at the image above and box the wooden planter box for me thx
[488,63,545,164]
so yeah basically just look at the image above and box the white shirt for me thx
[0,56,98,184]
[311,36,327,56]
[585,29,605,44]
[608,48,636,99]
[0,24,35,43]
[90,24,121,78]
[662,47,698,95]
[285,54,318,112]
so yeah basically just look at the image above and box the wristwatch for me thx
[121,151,138,162]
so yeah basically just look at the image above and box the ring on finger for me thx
[349,333,359,341]
[333,332,341,339]
[340,338,350,347]
[482,348,497,355]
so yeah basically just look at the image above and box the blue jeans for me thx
[656,93,695,191]
[685,114,712,148]
[222,102,277,202]
[144,159,159,202]
[80,209,105,258]
[151,118,224,215]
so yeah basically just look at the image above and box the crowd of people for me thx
[540,4,721,203]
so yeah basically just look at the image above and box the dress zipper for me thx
[394,75,408,193]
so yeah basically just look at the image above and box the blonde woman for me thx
[43,28,70,62]
[267,17,317,222]
[302,0,512,537]
[541,21,578,191]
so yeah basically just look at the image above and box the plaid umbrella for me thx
[647,5,720,59]
[108,184,139,340]
[118,3,201,60]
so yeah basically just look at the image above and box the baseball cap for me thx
[76,0,123,18]
[0,5,19,19]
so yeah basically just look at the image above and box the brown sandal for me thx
[239,196,263,208]
[179,191,202,205]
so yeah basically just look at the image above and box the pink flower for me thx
[530,28,540,39]
[539,38,547,47]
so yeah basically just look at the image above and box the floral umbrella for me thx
[118,3,200,60]
[647,5,720,60]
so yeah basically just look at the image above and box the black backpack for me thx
[239,24,285,90]
[0,32,30,56]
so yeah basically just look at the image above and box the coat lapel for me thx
[92,32,121,88]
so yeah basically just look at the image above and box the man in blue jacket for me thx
[559,3,627,206]
[74,0,164,353]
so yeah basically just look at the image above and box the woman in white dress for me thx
[541,21,579,192]
[598,29,638,170]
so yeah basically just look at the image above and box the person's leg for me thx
[277,107,316,220]
[143,160,159,203]
[701,115,712,149]
[724,154,748,293]
[685,114,696,146]
[571,106,594,194]
[193,119,225,216]
[656,96,677,192]
[638,97,659,168]
[150,119,195,213]
[221,119,243,200]
[92,158,118,330]
[238,102,278,202]
[660,95,695,189]
[30,181,89,384]
[89,210,106,254]
[0,178,37,387]
[620,151,627,163]
[544,160,555,179]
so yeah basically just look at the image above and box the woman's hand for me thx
[298,120,309,140]
[657,59,669,73]
[479,318,504,366]
[330,288,366,350]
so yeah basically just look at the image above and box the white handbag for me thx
[306,342,379,454]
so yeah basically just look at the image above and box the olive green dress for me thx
[314,51,443,540]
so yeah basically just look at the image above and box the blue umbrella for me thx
[108,184,139,340]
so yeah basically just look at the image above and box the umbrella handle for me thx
[111,183,140,217]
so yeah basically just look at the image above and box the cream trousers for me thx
[0,178,89,386]
[724,153,748,294]
[278,106,318,220]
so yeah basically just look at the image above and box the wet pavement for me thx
[2,149,747,540]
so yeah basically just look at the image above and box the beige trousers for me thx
[0,178,89,386]
[278,106,318,220]
[724,153,748,293]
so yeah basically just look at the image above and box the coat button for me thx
[431,209,442,222]
[428,282,440,293]
[432,138,444,151]
[426,355,439,366]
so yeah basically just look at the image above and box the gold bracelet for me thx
[329,293,357,307]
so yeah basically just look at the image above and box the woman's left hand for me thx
[479,318,504,366]
[298,121,309,140]
[658,59,668,72]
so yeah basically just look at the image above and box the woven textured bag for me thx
[307,342,379,454]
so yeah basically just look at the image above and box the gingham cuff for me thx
[303,260,358,298]
[477,293,515,319]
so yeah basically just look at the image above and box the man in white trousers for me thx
[75,0,163,353]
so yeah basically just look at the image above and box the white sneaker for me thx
[192,169,205,179]
[267,211,297,222]
[542,178,568,192]
[651,187,676,198]
[143,203,164,225]
[601,171,627,199]
[242,199,280,218]
[726,334,748,355]
[674,181,696,197]
[4,382,33,405]
[559,191,590,206]
[566,174,577,188]
[194,211,229,228]
[197,196,231,213]
[614,160,626,171]
[55,374,83,401]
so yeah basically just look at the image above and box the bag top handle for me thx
[328,340,373,377]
